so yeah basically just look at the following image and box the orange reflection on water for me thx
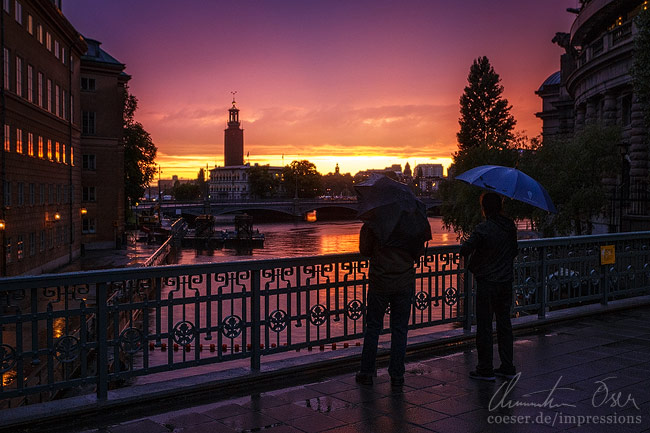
[318,232,360,255]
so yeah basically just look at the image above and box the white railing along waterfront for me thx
[1,231,650,407]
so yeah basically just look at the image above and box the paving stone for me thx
[306,379,357,395]
[164,412,213,428]
[108,419,169,433]
[201,403,251,420]
[285,412,347,432]
[176,420,238,433]
[294,395,354,413]
[219,412,281,431]
[260,402,323,421]
[243,393,291,410]
[424,397,481,416]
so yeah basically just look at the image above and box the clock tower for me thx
[224,96,244,166]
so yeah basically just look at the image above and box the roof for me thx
[537,71,561,92]
[81,38,125,67]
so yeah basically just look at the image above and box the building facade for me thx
[537,0,648,182]
[1,0,86,276]
[79,38,129,249]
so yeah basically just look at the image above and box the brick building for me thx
[79,38,128,249]
[1,0,86,276]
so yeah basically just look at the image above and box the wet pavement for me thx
[69,307,650,433]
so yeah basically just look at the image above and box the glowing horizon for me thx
[63,1,577,181]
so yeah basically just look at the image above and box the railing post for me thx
[601,263,609,306]
[96,282,108,401]
[251,269,261,372]
[463,267,472,331]
[538,246,547,319]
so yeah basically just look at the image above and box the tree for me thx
[322,171,354,197]
[247,164,279,198]
[632,7,650,131]
[519,126,621,236]
[281,160,323,198]
[457,56,516,151]
[440,56,520,238]
[197,168,208,199]
[173,183,201,201]
[123,87,157,206]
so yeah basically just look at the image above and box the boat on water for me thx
[183,214,265,250]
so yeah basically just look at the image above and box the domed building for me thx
[537,0,649,230]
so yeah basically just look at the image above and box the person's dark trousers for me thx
[360,283,414,378]
[475,278,515,375]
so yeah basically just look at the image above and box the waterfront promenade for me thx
[63,305,650,433]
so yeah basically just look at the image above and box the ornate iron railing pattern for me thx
[1,232,650,407]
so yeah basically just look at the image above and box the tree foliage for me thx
[172,183,201,201]
[322,171,354,197]
[440,56,520,238]
[247,164,280,198]
[123,88,157,205]
[519,126,622,236]
[632,7,650,131]
[281,160,323,198]
[457,56,516,151]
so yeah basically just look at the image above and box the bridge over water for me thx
[160,197,442,218]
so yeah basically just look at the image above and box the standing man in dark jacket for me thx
[460,192,518,381]
[355,220,421,387]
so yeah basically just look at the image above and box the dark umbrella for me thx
[456,165,557,213]
[354,174,432,258]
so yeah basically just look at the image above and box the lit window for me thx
[70,146,74,166]
[47,139,51,160]
[4,124,9,151]
[62,143,66,163]
[46,32,51,51]
[27,14,32,34]
[27,132,33,156]
[38,136,43,157]
[37,24,42,44]
[55,141,59,161]
[16,128,22,153]
[17,235,23,260]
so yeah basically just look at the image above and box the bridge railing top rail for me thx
[1,231,650,291]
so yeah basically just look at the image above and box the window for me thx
[15,56,21,97]
[14,1,21,24]
[83,154,96,170]
[48,184,53,204]
[16,128,22,153]
[27,14,32,34]
[17,234,23,260]
[62,143,66,164]
[3,48,9,90]
[6,237,11,264]
[54,40,60,59]
[70,146,74,166]
[29,232,35,256]
[81,77,96,91]
[46,32,51,51]
[55,141,59,161]
[4,124,9,151]
[55,84,60,116]
[57,184,62,203]
[29,183,34,205]
[38,136,43,157]
[3,0,9,13]
[61,47,65,65]
[17,182,23,206]
[82,111,95,135]
[46,79,51,112]
[37,24,42,44]
[70,95,74,124]
[47,139,51,160]
[70,185,74,204]
[39,183,44,204]
[37,72,42,106]
[39,230,45,252]
[3,181,11,206]
[48,228,53,249]
[82,186,96,202]
[62,90,66,120]
[27,64,32,102]
[27,132,33,156]
[82,218,96,234]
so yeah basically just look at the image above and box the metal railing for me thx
[1,231,649,407]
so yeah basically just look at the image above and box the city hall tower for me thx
[224,97,244,166]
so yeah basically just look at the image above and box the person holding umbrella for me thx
[460,192,518,381]
[354,175,431,386]
[455,165,556,381]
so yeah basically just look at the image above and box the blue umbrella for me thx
[456,165,557,213]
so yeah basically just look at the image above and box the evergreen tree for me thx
[457,56,516,150]
[123,87,157,206]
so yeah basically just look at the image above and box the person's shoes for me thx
[390,375,404,386]
[469,370,495,381]
[355,372,373,385]
[494,367,517,379]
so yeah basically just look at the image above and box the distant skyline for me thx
[63,0,578,179]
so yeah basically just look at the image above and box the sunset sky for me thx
[63,0,578,180]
